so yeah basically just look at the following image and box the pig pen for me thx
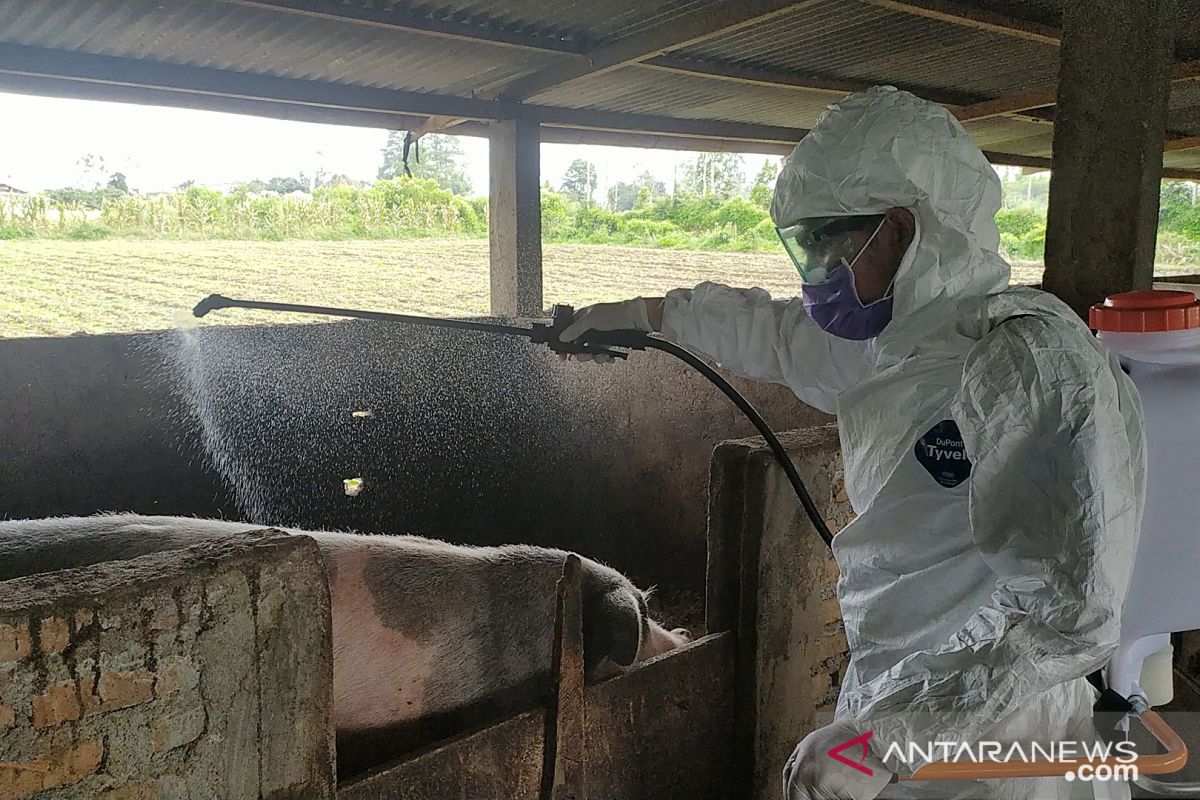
[0,320,847,798]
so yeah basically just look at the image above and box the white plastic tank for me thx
[1091,289,1200,704]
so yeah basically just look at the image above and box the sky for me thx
[0,91,780,199]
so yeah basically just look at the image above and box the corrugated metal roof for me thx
[963,117,1053,157]
[0,0,557,95]
[1167,79,1200,136]
[388,0,728,47]
[3,0,1200,171]
[531,67,836,127]
[675,1,1060,104]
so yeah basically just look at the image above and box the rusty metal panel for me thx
[708,425,854,800]
[582,632,735,800]
[337,634,735,800]
[336,710,546,799]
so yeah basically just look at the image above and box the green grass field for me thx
[0,238,1059,338]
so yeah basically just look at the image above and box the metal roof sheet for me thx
[676,1,1060,104]
[3,0,1200,172]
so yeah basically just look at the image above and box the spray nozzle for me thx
[193,294,237,318]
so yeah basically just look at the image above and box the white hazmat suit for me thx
[660,87,1146,799]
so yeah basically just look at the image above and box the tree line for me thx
[5,136,1200,269]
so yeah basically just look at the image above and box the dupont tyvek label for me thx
[915,419,972,488]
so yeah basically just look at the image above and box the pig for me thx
[0,514,691,773]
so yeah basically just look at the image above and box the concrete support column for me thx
[1042,0,1177,317]
[489,118,543,317]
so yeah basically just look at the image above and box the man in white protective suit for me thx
[560,86,1146,799]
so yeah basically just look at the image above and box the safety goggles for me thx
[776,215,886,284]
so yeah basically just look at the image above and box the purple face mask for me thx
[801,217,893,340]
[801,264,893,340]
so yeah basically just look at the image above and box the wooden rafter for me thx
[0,42,807,145]
[862,0,1060,46]
[985,151,1200,181]
[638,56,870,95]
[409,115,470,142]
[955,59,1200,123]
[217,0,584,54]
[215,0,1200,140]
[955,90,1057,122]
[493,0,821,102]
[1165,135,1200,153]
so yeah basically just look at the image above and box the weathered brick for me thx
[0,760,44,800]
[73,608,94,630]
[819,596,842,625]
[78,675,100,716]
[0,738,103,799]
[0,701,14,728]
[832,478,849,504]
[96,669,155,711]
[98,779,159,800]
[809,670,832,701]
[153,707,205,752]
[148,612,180,632]
[823,556,841,583]
[154,658,197,698]
[38,616,70,654]
[32,681,82,728]
[812,626,848,663]
[0,621,32,662]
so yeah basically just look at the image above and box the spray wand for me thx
[192,294,835,548]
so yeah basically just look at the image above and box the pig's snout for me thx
[636,620,693,662]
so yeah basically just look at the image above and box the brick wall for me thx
[0,530,335,799]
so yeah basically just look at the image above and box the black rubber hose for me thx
[639,337,836,549]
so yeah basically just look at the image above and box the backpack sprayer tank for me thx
[1092,290,1200,709]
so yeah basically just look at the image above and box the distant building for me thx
[0,183,27,196]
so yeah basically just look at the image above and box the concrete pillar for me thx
[489,119,543,317]
[1042,0,1177,318]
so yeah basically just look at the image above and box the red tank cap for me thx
[1089,289,1200,332]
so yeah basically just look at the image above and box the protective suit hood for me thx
[771,86,1011,331]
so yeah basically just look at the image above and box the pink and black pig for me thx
[0,514,692,771]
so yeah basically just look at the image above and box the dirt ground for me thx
[0,238,1058,338]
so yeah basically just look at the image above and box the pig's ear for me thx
[583,587,643,669]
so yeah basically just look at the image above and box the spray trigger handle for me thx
[529,304,639,360]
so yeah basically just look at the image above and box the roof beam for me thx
[0,43,502,119]
[639,55,869,95]
[861,0,1060,46]
[0,71,462,133]
[494,0,818,102]
[410,115,471,141]
[954,89,1057,122]
[1164,135,1200,153]
[537,126,798,156]
[217,0,584,54]
[7,42,1200,174]
[520,105,804,144]
[0,43,806,145]
[986,151,1200,181]
[954,58,1200,123]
